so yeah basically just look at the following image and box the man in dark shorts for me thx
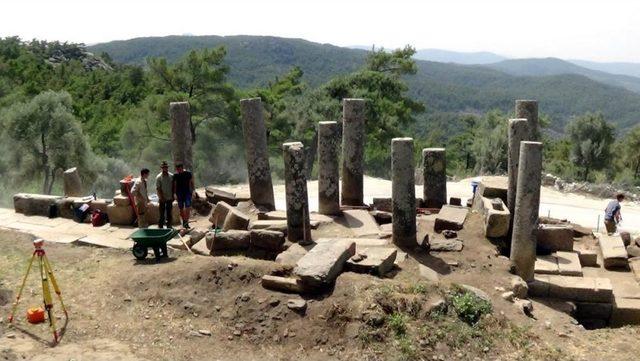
[173,163,194,229]
[604,193,624,235]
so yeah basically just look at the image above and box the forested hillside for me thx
[89,35,640,132]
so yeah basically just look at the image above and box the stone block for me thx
[627,244,640,258]
[145,202,181,225]
[372,197,392,212]
[544,275,613,303]
[89,199,110,214]
[206,230,251,251]
[434,205,468,232]
[472,176,508,210]
[555,251,583,277]
[480,197,510,238]
[113,195,130,207]
[610,297,640,326]
[315,238,391,251]
[418,264,440,282]
[294,239,356,289]
[449,197,462,206]
[55,198,76,219]
[345,247,397,276]
[620,231,631,247]
[13,193,62,216]
[535,255,559,275]
[343,209,381,238]
[574,244,598,267]
[261,275,302,293]
[275,243,309,266]
[222,208,250,231]
[511,276,528,298]
[370,210,392,225]
[209,201,233,227]
[250,230,285,251]
[537,224,574,252]
[258,210,287,220]
[629,257,640,281]
[205,186,238,205]
[598,234,628,269]
[429,239,463,252]
[106,204,135,226]
[249,220,288,230]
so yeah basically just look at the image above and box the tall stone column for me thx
[283,142,312,243]
[515,100,539,141]
[240,98,276,211]
[392,138,417,247]
[170,101,193,171]
[318,121,340,215]
[422,148,447,208]
[341,98,366,206]
[507,119,530,216]
[510,141,543,282]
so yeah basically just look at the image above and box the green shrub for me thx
[450,290,492,325]
[388,312,408,336]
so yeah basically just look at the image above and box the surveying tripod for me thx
[8,239,68,344]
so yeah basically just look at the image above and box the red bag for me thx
[91,210,107,227]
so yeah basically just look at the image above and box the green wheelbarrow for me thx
[130,228,178,260]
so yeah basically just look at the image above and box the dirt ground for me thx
[1,213,639,361]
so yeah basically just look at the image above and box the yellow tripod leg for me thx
[43,255,68,317]
[39,254,58,344]
[8,252,36,323]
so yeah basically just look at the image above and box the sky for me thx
[1,0,639,62]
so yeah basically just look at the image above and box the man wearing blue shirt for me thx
[604,193,625,235]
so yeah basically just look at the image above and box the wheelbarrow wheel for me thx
[132,244,148,260]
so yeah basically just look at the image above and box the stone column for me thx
[318,121,340,215]
[510,141,543,282]
[63,167,83,197]
[392,138,417,247]
[422,148,447,208]
[341,98,366,206]
[515,100,539,141]
[283,142,312,243]
[507,119,530,216]
[240,98,276,211]
[170,101,193,171]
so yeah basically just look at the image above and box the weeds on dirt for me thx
[449,287,492,325]
[388,312,408,336]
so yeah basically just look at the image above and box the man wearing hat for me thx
[155,161,174,228]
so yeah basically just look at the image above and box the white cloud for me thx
[0,0,638,62]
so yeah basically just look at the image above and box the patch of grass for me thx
[388,312,408,337]
[405,283,428,295]
[450,289,492,325]
[395,335,417,361]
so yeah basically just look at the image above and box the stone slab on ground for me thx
[429,239,463,252]
[630,257,640,282]
[610,296,640,326]
[222,208,250,231]
[555,251,583,277]
[529,275,613,303]
[535,255,559,275]
[74,234,132,249]
[345,247,397,276]
[315,237,391,251]
[205,187,238,205]
[342,209,381,238]
[294,239,356,288]
[418,264,441,282]
[537,224,574,252]
[434,205,468,232]
[261,275,302,293]
[206,230,251,251]
[249,219,320,231]
[250,230,285,251]
[598,233,628,269]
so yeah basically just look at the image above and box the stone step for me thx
[555,251,583,276]
[597,233,628,269]
[529,275,613,303]
[342,210,381,238]
[610,296,640,326]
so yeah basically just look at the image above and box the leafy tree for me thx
[2,90,92,194]
[471,110,508,174]
[565,112,614,181]
[620,125,640,180]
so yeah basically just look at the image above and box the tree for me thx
[565,112,614,181]
[620,125,640,180]
[471,110,508,174]
[2,90,92,194]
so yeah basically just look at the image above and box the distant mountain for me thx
[570,59,640,79]
[89,35,640,131]
[413,49,507,64]
[485,58,640,94]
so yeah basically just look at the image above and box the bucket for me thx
[27,307,45,324]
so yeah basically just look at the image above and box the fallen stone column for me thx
[169,101,193,170]
[283,142,312,243]
[391,138,417,247]
[422,148,447,208]
[318,121,340,215]
[507,119,529,218]
[515,100,539,141]
[294,239,356,289]
[341,98,366,206]
[63,167,83,197]
[510,141,543,281]
[240,98,276,211]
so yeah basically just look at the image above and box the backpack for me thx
[91,209,108,227]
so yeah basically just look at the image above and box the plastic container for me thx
[27,307,45,324]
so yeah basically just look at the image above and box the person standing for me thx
[155,161,174,228]
[604,193,625,235]
[131,168,150,228]
[173,163,194,229]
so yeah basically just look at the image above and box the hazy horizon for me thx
[2,0,640,63]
